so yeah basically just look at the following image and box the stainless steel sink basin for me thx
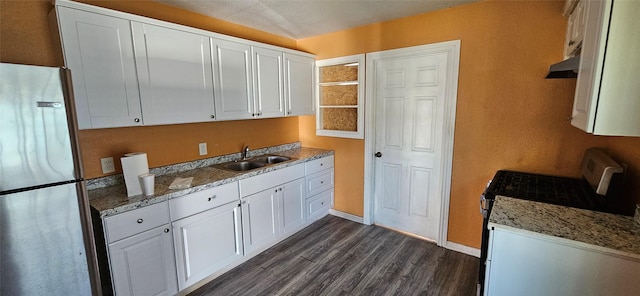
[215,155,293,172]
[251,155,291,164]
[218,161,266,172]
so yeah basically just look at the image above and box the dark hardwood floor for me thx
[189,215,479,296]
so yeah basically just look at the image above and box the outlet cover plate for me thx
[199,143,207,156]
[101,157,115,174]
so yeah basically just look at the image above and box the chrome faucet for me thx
[241,145,249,160]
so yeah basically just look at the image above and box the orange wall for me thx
[0,0,301,179]
[2,0,638,249]
[297,0,626,248]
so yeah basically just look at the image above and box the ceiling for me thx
[155,0,479,39]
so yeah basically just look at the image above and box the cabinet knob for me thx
[210,115,215,119]
[164,228,169,233]
[137,218,143,224]
[321,181,324,184]
[207,195,216,201]
[287,111,292,115]
[134,118,140,123]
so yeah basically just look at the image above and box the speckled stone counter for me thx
[489,196,640,260]
[89,143,333,218]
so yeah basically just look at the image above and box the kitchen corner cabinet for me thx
[570,0,640,136]
[132,23,216,125]
[55,6,142,129]
[284,53,316,116]
[484,227,640,296]
[102,202,177,296]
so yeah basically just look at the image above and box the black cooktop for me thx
[486,170,605,211]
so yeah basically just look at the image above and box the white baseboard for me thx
[329,209,364,224]
[445,241,480,258]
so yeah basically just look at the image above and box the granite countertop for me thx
[88,144,333,218]
[489,196,640,260]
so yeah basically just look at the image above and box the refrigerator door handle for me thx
[36,101,63,108]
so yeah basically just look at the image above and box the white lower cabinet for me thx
[172,201,243,290]
[279,178,306,236]
[241,188,279,255]
[103,202,177,296]
[485,227,640,296]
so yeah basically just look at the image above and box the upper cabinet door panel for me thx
[57,7,142,129]
[212,39,254,120]
[253,46,285,118]
[132,23,215,125]
[284,53,315,116]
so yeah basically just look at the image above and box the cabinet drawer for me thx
[306,169,334,197]
[169,182,239,221]
[239,164,304,197]
[307,189,333,221]
[104,202,170,243]
[305,155,334,175]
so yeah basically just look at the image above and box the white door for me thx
[279,178,306,236]
[253,46,285,118]
[212,38,254,120]
[371,48,453,240]
[284,53,315,116]
[132,23,215,125]
[241,189,278,255]
[108,225,177,296]
[172,202,243,290]
[56,7,142,129]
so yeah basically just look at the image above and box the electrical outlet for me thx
[100,157,115,174]
[199,143,208,156]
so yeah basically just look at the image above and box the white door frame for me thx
[363,40,460,246]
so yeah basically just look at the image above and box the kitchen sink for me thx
[251,155,291,164]
[215,155,293,172]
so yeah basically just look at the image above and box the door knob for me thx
[375,152,382,158]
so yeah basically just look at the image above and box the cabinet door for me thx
[108,225,177,296]
[280,178,306,236]
[284,53,315,116]
[172,202,243,290]
[253,46,285,118]
[212,38,254,120]
[132,23,215,125]
[56,7,141,129]
[241,189,278,255]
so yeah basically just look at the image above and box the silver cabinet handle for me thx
[137,218,143,224]
[134,118,140,123]
[211,115,215,119]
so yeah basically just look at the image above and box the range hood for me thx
[545,55,581,78]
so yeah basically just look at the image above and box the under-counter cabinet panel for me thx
[103,202,177,296]
[284,53,315,116]
[172,201,243,290]
[132,23,216,125]
[108,225,177,296]
[56,7,142,129]
[212,39,254,120]
[241,188,279,255]
[279,178,306,236]
[485,228,640,296]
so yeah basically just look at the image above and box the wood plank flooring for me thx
[189,215,479,296]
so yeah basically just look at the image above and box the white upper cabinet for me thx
[284,53,315,116]
[571,0,640,136]
[54,0,315,129]
[132,23,216,125]
[56,6,142,129]
[252,46,286,118]
[211,38,254,120]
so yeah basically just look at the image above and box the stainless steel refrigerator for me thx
[0,63,100,295]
